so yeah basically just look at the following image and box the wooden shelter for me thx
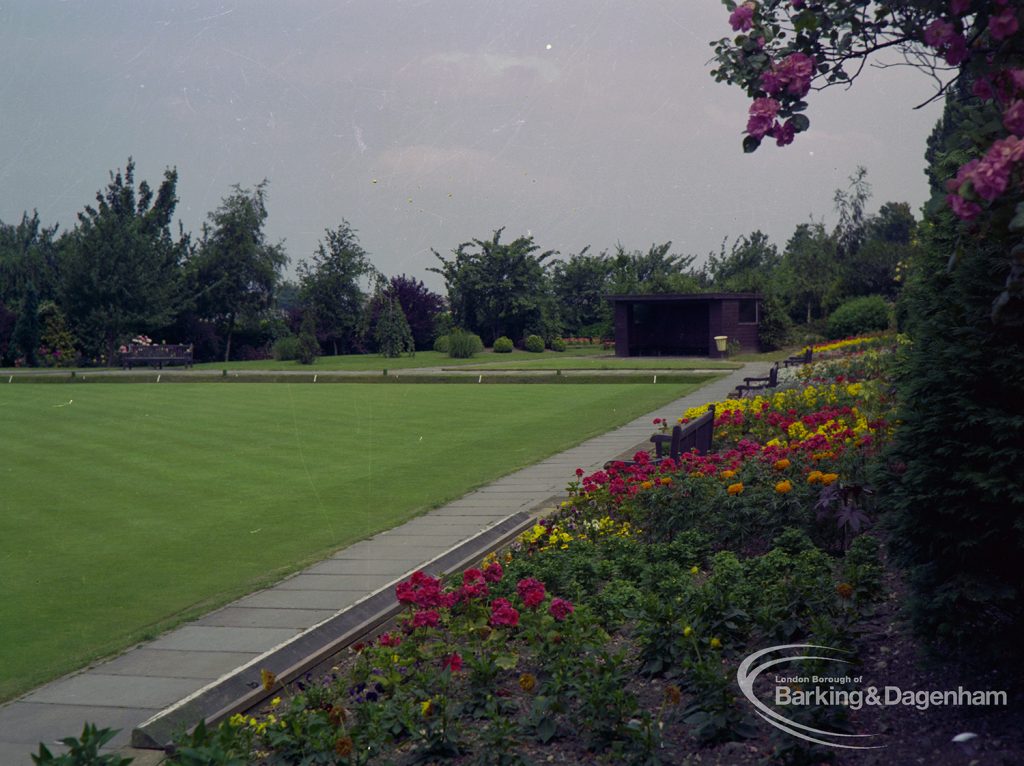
[605,293,762,358]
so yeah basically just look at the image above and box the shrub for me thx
[433,334,450,353]
[757,293,792,351]
[296,312,320,365]
[826,295,890,339]
[272,336,301,360]
[549,337,567,352]
[524,334,545,353]
[493,336,514,353]
[447,329,484,358]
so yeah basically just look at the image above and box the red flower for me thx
[412,609,440,629]
[378,632,402,647]
[483,561,504,583]
[489,598,520,628]
[549,597,574,622]
[517,578,547,609]
[443,653,463,672]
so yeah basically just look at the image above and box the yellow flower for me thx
[228,713,246,727]
[683,625,693,637]
[773,458,791,470]
[727,482,744,496]
[710,637,722,650]
[270,696,281,708]
[260,668,277,692]
[807,470,823,484]
[821,473,839,486]
[690,566,699,575]
[775,480,793,494]
[721,469,736,479]
[519,673,537,693]
[421,699,433,717]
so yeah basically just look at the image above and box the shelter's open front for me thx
[606,293,762,359]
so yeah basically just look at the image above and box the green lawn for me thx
[190,347,608,372]
[0,380,706,701]
[454,358,740,371]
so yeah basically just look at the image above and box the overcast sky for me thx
[0,1,944,290]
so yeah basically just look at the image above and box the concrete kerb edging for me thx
[131,510,538,751]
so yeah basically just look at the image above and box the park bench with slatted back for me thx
[728,363,779,398]
[783,348,813,367]
[121,343,194,370]
[604,404,716,469]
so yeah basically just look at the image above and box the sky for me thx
[0,1,945,291]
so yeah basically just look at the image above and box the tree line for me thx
[0,157,913,367]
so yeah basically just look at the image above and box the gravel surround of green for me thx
[0,380,705,702]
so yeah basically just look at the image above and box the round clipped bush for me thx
[826,295,890,339]
[433,335,450,354]
[447,329,484,358]
[493,336,514,353]
[272,336,301,361]
[549,337,567,352]
[524,334,545,353]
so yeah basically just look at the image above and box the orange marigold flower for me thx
[775,480,793,494]
[821,473,839,486]
[640,480,654,490]
[721,469,737,479]
[836,582,854,599]
[260,669,277,692]
[807,470,823,484]
[519,673,537,693]
[727,482,744,496]
[660,476,672,486]
[773,458,791,470]
[665,684,682,705]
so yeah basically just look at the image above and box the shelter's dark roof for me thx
[604,292,762,303]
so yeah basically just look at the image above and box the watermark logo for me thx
[737,644,1007,750]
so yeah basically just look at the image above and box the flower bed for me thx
[163,339,918,764]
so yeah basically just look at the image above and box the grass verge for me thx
[0,380,706,701]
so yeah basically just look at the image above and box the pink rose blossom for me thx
[973,77,996,100]
[1003,100,1024,136]
[947,194,982,221]
[760,70,785,95]
[924,19,956,48]
[989,7,1019,40]
[790,0,804,8]
[949,0,971,14]
[770,119,797,146]
[747,97,781,139]
[729,3,755,32]
[943,35,969,66]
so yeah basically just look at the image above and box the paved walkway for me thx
[0,363,767,765]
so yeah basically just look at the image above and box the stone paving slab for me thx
[98,649,261,679]
[0,702,150,746]
[145,625,302,653]
[274,573,398,591]
[0,363,767,765]
[24,674,201,710]
[194,606,339,629]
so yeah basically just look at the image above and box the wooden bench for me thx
[728,363,779,398]
[783,348,812,367]
[121,343,193,370]
[604,404,715,469]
